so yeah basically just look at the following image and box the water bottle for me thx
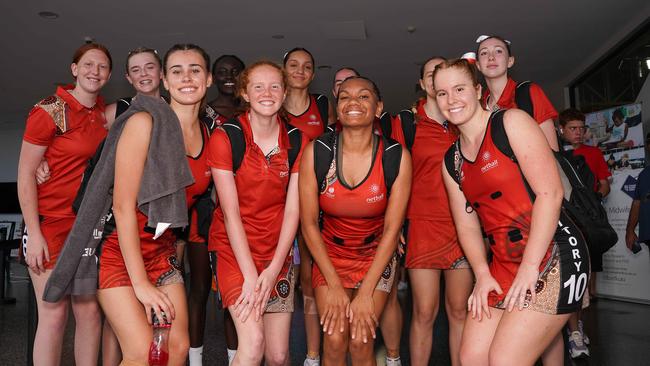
[149,311,171,366]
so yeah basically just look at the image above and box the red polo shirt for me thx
[207,113,306,256]
[573,144,611,191]
[483,77,558,124]
[23,85,107,217]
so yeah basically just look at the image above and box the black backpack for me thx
[444,110,617,255]
[313,130,402,197]
[379,110,416,150]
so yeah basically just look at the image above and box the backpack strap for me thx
[314,131,336,192]
[398,109,416,150]
[443,141,463,188]
[514,81,534,117]
[221,118,247,173]
[35,95,68,135]
[314,94,329,127]
[115,97,132,118]
[379,112,393,138]
[314,131,403,196]
[381,136,403,197]
[201,104,219,132]
[379,110,416,151]
[490,110,538,200]
[286,123,303,171]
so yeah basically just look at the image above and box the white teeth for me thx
[140,80,152,85]
[180,87,196,93]
[346,111,363,115]
[449,107,463,113]
[259,101,274,106]
[224,82,234,86]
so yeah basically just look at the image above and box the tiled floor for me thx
[1,262,649,365]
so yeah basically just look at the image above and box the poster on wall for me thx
[583,103,650,304]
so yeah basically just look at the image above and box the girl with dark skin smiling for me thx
[299,76,411,366]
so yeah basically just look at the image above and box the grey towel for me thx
[43,95,194,302]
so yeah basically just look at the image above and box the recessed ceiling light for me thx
[38,11,59,20]
[318,65,331,70]
[271,34,285,40]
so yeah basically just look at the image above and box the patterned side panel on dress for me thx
[36,95,68,135]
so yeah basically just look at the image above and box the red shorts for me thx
[37,216,75,270]
[405,219,468,270]
[216,249,295,312]
[99,230,182,289]
[312,250,397,293]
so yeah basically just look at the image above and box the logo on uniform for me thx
[482,151,491,162]
[480,158,499,174]
[307,114,321,126]
[325,186,335,198]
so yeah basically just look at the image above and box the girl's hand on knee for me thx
[321,285,349,335]
[253,267,279,320]
[469,273,502,321]
[234,275,259,323]
[504,262,539,312]
[349,294,377,344]
[133,283,176,325]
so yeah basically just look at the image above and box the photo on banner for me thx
[584,103,650,304]
[584,103,644,171]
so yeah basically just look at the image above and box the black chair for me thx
[0,221,19,304]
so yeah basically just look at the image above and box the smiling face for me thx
[336,78,383,128]
[70,49,111,95]
[419,58,445,98]
[240,64,286,118]
[163,50,212,106]
[284,50,314,89]
[476,37,514,79]
[126,52,162,96]
[214,56,244,96]
[433,66,482,126]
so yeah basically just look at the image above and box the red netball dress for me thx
[287,94,327,140]
[454,115,589,314]
[99,123,211,288]
[397,100,467,269]
[312,136,396,292]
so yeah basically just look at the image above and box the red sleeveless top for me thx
[458,119,550,264]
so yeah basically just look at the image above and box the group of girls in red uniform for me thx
[17,34,588,366]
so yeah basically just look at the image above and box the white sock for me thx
[227,348,237,366]
[386,356,401,366]
[189,346,203,366]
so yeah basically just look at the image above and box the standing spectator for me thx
[559,107,611,359]
[626,135,650,252]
